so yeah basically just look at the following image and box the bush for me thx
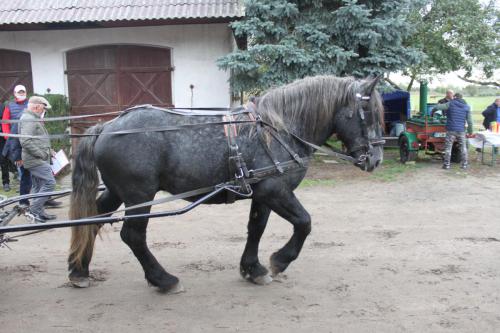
[42,93,71,160]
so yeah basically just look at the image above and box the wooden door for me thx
[0,49,33,103]
[66,45,173,134]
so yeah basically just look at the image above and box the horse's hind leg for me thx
[240,200,273,285]
[120,205,182,293]
[266,191,311,276]
[68,189,122,287]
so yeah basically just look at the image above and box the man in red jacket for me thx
[2,85,31,206]
[0,101,11,191]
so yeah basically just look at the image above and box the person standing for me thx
[433,93,473,170]
[438,89,454,104]
[481,98,500,130]
[19,96,56,222]
[2,85,31,205]
[0,101,11,191]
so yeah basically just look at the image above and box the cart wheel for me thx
[399,136,417,163]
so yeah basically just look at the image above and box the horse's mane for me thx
[256,75,384,137]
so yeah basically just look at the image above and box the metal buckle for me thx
[357,154,368,163]
[235,168,244,179]
[356,93,371,101]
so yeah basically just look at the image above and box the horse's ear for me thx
[362,75,382,95]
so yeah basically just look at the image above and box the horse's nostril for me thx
[375,160,380,168]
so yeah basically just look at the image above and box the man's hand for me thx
[15,160,23,167]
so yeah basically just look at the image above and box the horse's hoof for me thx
[159,282,185,295]
[253,274,273,285]
[69,276,90,288]
[270,254,288,277]
[269,260,280,277]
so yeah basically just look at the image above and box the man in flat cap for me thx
[19,96,57,222]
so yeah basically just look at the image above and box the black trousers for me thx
[0,139,9,185]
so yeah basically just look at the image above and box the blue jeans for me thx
[27,163,55,215]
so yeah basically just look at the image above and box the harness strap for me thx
[247,158,310,181]
[0,186,230,234]
[290,133,358,163]
[0,156,309,235]
[256,123,284,174]
[0,105,250,124]
[267,129,305,167]
[2,119,258,139]
[224,114,252,203]
[91,185,222,218]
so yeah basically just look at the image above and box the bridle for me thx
[344,93,385,164]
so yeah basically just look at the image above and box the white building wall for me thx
[0,24,234,107]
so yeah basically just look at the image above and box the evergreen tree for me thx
[218,0,424,94]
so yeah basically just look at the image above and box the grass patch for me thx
[326,138,343,150]
[299,178,336,188]
[0,181,63,200]
[369,151,422,182]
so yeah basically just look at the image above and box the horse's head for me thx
[334,77,384,172]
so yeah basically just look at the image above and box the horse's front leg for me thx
[120,205,183,294]
[240,199,273,285]
[265,190,311,276]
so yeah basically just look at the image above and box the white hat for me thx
[14,85,26,93]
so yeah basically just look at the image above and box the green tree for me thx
[218,0,424,94]
[404,0,499,90]
[463,85,479,97]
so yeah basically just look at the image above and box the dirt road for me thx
[1,162,499,332]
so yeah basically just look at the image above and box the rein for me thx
[1,104,363,165]
[0,104,382,236]
[0,105,243,124]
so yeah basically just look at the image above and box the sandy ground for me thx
[1,160,500,332]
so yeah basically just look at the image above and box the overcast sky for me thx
[389,71,499,89]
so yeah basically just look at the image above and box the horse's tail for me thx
[68,124,105,270]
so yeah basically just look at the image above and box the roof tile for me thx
[0,0,244,25]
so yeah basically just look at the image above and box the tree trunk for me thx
[406,76,415,92]
[384,75,402,90]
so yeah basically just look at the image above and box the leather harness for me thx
[0,102,383,205]
[0,101,386,235]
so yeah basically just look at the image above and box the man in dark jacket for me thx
[2,85,31,205]
[481,98,500,130]
[433,93,473,170]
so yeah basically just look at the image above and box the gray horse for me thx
[68,75,384,292]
